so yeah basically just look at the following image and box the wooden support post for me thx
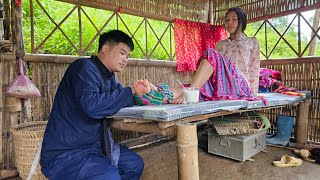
[0,64,3,164]
[6,96,22,112]
[295,98,311,145]
[176,123,199,180]
[0,110,2,164]
[12,1,25,58]
[3,0,11,40]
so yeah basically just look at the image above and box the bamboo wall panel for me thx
[57,0,320,25]
[261,59,320,145]
[211,0,320,25]
[58,0,209,22]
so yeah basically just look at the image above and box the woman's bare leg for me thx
[190,59,213,88]
[170,87,184,104]
[171,59,213,104]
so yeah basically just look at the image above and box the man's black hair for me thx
[98,30,134,52]
[226,7,247,33]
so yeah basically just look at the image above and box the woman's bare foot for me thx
[169,87,185,104]
[170,94,184,104]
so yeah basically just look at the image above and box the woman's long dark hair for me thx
[226,7,247,33]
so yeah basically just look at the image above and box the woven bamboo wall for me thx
[58,0,209,22]
[212,0,320,24]
[58,0,320,24]
[260,58,320,145]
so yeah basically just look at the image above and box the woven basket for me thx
[11,121,48,180]
[208,112,270,136]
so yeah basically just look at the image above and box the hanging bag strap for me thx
[18,58,25,75]
[26,140,42,180]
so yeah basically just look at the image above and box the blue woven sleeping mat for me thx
[246,91,310,109]
[109,91,310,121]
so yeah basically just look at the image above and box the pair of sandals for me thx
[273,149,316,167]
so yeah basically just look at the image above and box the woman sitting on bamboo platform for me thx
[172,7,261,104]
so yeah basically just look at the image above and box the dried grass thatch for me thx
[58,0,320,24]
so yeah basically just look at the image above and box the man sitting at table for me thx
[40,30,144,180]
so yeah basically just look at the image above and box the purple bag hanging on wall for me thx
[7,58,41,99]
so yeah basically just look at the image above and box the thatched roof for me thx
[58,0,320,24]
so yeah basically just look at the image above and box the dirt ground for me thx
[5,137,319,180]
[136,139,320,180]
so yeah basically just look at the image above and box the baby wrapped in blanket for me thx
[133,80,174,106]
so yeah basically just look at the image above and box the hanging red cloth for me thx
[174,19,228,72]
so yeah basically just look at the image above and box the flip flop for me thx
[273,155,303,167]
[293,149,316,162]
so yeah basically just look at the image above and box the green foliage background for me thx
[246,15,320,58]
[22,0,319,60]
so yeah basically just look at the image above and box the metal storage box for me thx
[208,129,266,161]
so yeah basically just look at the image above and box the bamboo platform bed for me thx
[109,92,311,180]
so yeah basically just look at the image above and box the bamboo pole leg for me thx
[176,123,199,180]
[295,98,311,145]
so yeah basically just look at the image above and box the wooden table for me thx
[110,97,310,180]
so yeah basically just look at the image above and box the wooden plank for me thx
[158,111,244,129]
[111,120,175,136]
[120,134,165,148]
[123,118,153,123]
[0,168,18,179]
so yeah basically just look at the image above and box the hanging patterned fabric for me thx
[174,18,228,72]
